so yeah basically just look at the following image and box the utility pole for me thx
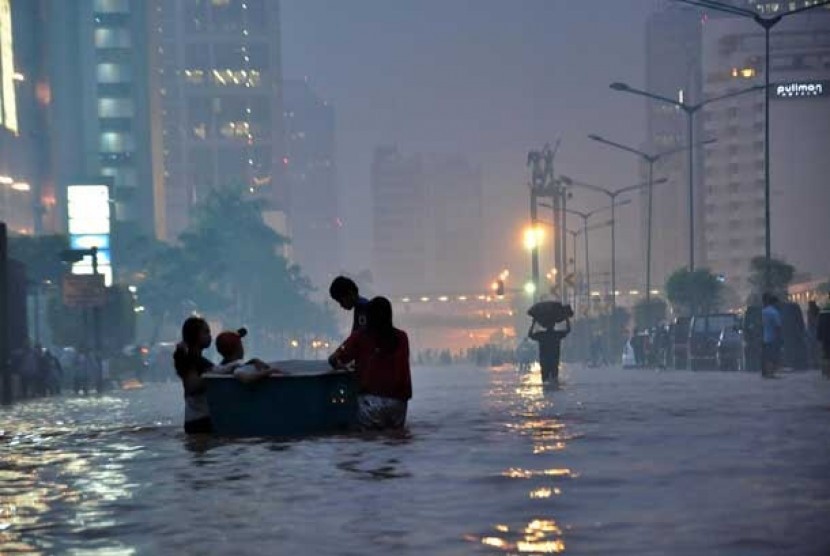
[527,141,561,301]
[0,223,8,404]
[529,187,540,301]
[91,247,104,393]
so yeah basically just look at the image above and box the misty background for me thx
[282,0,653,277]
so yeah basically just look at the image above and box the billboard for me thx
[67,184,113,285]
[771,81,828,100]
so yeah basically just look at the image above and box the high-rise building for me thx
[644,4,705,287]
[0,0,41,236]
[371,146,483,297]
[372,146,427,295]
[701,12,830,297]
[283,78,339,291]
[40,0,158,282]
[150,0,285,242]
[423,154,483,294]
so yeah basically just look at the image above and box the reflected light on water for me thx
[529,487,561,499]
[0,397,143,554]
[468,519,566,553]
[517,538,566,553]
[502,467,574,479]
[532,442,567,454]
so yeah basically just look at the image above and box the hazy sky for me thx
[282,0,661,286]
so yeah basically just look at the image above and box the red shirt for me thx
[336,329,412,401]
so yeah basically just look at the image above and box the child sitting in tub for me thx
[213,328,283,383]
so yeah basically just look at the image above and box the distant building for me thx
[423,154,484,295]
[150,0,286,242]
[0,0,41,236]
[643,4,704,287]
[371,146,483,297]
[701,13,830,298]
[283,79,339,291]
[372,147,427,295]
[36,0,159,281]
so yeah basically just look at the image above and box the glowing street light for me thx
[524,281,537,296]
[523,226,544,251]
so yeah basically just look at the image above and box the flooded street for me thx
[1,365,829,555]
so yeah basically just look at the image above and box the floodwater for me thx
[1,364,829,555]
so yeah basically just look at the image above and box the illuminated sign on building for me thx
[772,81,828,99]
[0,0,18,134]
[67,184,113,285]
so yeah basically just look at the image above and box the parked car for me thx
[689,313,738,371]
[780,302,808,370]
[742,306,763,373]
[622,341,637,368]
[717,324,743,371]
[670,317,691,370]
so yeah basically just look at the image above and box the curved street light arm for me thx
[657,138,717,159]
[616,177,669,196]
[697,84,765,110]
[674,0,755,17]
[586,199,632,218]
[610,83,683,109]
[560,175,613,198]
[588,134,649,161]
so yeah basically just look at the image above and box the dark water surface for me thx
[1,365,829,555]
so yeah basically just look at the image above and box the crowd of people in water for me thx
[172,276,413,435]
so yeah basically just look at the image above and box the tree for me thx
[133,184,335,348]
[747,256,795,299]
[665,267,723,316]
[8,234,69,283]
[633,297,667,329]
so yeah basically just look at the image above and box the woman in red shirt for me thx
[329,296,412,430]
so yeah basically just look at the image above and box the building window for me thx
[94,28,131,48]
[98,98,134,118]
[93,0,129,13]
[97,63,131,84]
[99,131,135,152]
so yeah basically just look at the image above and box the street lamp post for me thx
[610,82,764,272]
[675,0,830,289]
[560,176,666,313]
[551,199,632,315]
[588,134,716,306]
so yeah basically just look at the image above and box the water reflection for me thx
[476,367,579,552]
[0,396,145,554]
[467,518,566,553]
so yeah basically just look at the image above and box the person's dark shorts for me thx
[762,341,781,367]
[184,416,214,434]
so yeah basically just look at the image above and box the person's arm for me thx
[173,345,208,394]
[564,318,571,335]
[211,361,242,375]
[329,331,361,369]
[528,319,537,338]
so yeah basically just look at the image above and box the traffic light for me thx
[496,279,505,296]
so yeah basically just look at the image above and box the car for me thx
[689,313,739,371]
[621,340,637,368]
[717,324,743,371]
[670,317,691,370]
